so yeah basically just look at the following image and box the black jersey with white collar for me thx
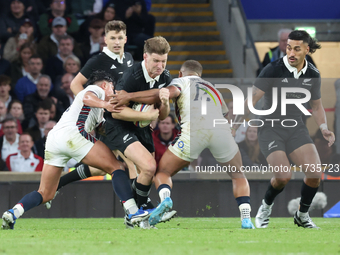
[80,51,134,84]
[254,56,321,121]
[105,62,172,131]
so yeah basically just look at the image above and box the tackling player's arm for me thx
[232,86,265,135]
[111,106,159,122]
[310,98,335,147]
[158,88,171,120]
[71,72,88,96]
[83,91,115,112]
[112,88,179,107]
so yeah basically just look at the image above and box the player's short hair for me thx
[181,60,203,76]
[87,70,115,86]
[105,20,126,35]
[288,30,321,54]
[144,36,171,55]
[0,74,11,86]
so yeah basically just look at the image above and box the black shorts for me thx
[101,126,154,155]
[258,122,313,158]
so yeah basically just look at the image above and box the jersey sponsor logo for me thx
[111,64,116,69]
[127,60,132,67]
[281,78,288,83]
[123,134,133,143]
[268,140,278,150]
[158,83,166,88]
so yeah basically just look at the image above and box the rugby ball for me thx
[132,103,152,128]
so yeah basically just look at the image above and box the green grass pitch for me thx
[1,217,339,255]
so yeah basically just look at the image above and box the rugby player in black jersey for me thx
[103,36,174,228]
[43,21,137,198]
[233,30,335,228]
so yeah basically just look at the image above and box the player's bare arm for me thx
[83,91,117,112]
[111,106,159,122]
[310,98,335,147]
[71,72,88,96]
[158,88,171,120]
[232,85,265,135]
[112,88,179,107]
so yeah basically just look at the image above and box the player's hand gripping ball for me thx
[132,103,152,128]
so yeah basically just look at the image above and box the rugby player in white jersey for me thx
[148,60,255,228]
[1,71,150,230]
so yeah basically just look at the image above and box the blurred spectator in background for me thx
[14,55,43,102]
[38,0,79,38]
[0,75,13,108]
[38,17,83,63]
[25,101,51,142]
[227,101,248,143]
[33,120,56,159]
[112,0,155,60]
[77,2,119,42]
[60,73,75,105]
[0,0,36,45]
[6,133,43,172]
[0,118,20,165]
[45,35,79,85]
[22,75,64,124]
[3,18,36,63]
[313,129,333,165]
[7,100,24,133]
[238,126,267,168]
[0,44,11,76]
[0,101,8,124]
[53,55,81,89]
[70,0,96,20]
[152,114,179,166]
[261,28,316,70]
[10,43,35,88]
[80,18,105,62]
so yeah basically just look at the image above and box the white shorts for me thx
[169,127,239,163]
[44,127,94,167]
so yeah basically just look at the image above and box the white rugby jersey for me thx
[52,85,105,142]
[169,76,228,131]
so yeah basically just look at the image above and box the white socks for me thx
[159,188,171,202]
[13,204,24,219]
[239,203,251,221]
[123,198,138,215]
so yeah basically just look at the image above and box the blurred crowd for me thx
[0,0,155,172]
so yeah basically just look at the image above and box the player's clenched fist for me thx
[159,88,170,105]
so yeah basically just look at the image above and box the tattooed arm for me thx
[231,85,265,135]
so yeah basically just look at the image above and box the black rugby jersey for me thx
[80,48,134,84]
[105,61,172,130]
[254,56,321,121]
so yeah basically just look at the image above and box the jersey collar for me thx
[141,60,160,88]
[103,47,125,64]
[283,55,308,79]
